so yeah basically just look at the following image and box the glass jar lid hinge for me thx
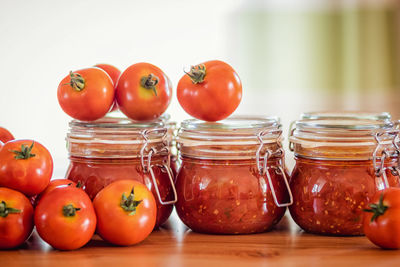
[140,129,177,205]
[373,131,400,188]
[256,130,293,208]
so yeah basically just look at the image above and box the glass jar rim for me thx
[67,116,168,159]
[289,118,399,160]
[295,118,394,131]
[69,116,164,129]
[300,111,391,121]
[180,115,280,131]
[178,115,283,160]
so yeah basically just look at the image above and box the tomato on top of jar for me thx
[175,116,292,234]
[65,116,177,228]
[289,117,400,236]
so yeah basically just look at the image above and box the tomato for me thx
[95,64,121,112]
[177,60,242,122]
[0,127,14,144]
[0,187,34,249]
[57,67,114,121]
[94,64,121,86]
[116,63,172,121]
[34,186,96,250]
[0,140,53,196]
[93,180,156,246]
[363,188,400,249]
[34,179,77,206]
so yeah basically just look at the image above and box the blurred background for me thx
[0,0,399,176]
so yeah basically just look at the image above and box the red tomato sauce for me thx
[175,158,288,234]
[289,157,400,236]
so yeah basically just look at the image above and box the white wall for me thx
[0,0,244,177]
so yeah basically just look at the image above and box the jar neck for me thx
[69,155,167,164]
[180,155,282,166]
[294,156,398,166]
[179,141,283,160]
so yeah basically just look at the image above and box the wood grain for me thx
[1,212,399,267]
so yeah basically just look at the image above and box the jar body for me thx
[66,156,174,228]
[289,157,400,236]
[175,158,287,234]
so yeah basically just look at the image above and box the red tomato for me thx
[34,186,96,250]
[94,64,121,86]
[177,60,242,121]
[0,127,14,143]
[0,140,53,196]
[0,187,34,249]
[116,63,172,121]
[93,180,156,246]
[34,179,77,206]
[363,188,400,249]
[95,64,121,112]
[57,67,114,121]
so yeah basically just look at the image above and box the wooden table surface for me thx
[1,211,399,267]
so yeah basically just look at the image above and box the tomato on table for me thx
[34,186,96,250]
[93,180,156,246]
[57,67,114,121]
[94,64,121,112]
[363,188,400,249]
[0,140,53,196]
[116,63,172,121]
[0,187,34,249]
[177,60,242,121]
[0,127,14,144]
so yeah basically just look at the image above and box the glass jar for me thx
[289,119,400,236]
[65,117,177,228]
[175,116,292,234]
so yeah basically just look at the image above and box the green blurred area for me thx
[235,4,400,92]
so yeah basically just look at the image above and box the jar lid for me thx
[178,116,282,159]
[67,117,167,158]
[290,118,398,160]
[180,115,279,131]
[70,116,164,129]
[301,111,391,121]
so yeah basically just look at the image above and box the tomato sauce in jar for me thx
[289,118,400,236]
[65,117,177,228]
[175,116,292,234]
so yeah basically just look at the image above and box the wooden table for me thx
[1,212,399,267]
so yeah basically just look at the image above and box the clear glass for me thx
[176,116,289,234]
[289,118,400,236]
[65,117,175,228]
[301,111,391,121]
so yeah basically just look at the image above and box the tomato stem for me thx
[62,204,81,217]
[120,187,142,216]
[185,64,206,84]
[364,193,388,222]
[140,73,159,96]
[0,201,21,218]
[64,71,85,91]
[10,141,36,159]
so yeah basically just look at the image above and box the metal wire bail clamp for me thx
[256,130,293,208]
[140,129,177,205]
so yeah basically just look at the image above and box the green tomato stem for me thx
[0,201,21,218]
[120,187,142,216]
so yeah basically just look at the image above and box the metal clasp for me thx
[140,129,177,205]
[373,132,390,189]
[389,131,400,178]
[256,130,293,207]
